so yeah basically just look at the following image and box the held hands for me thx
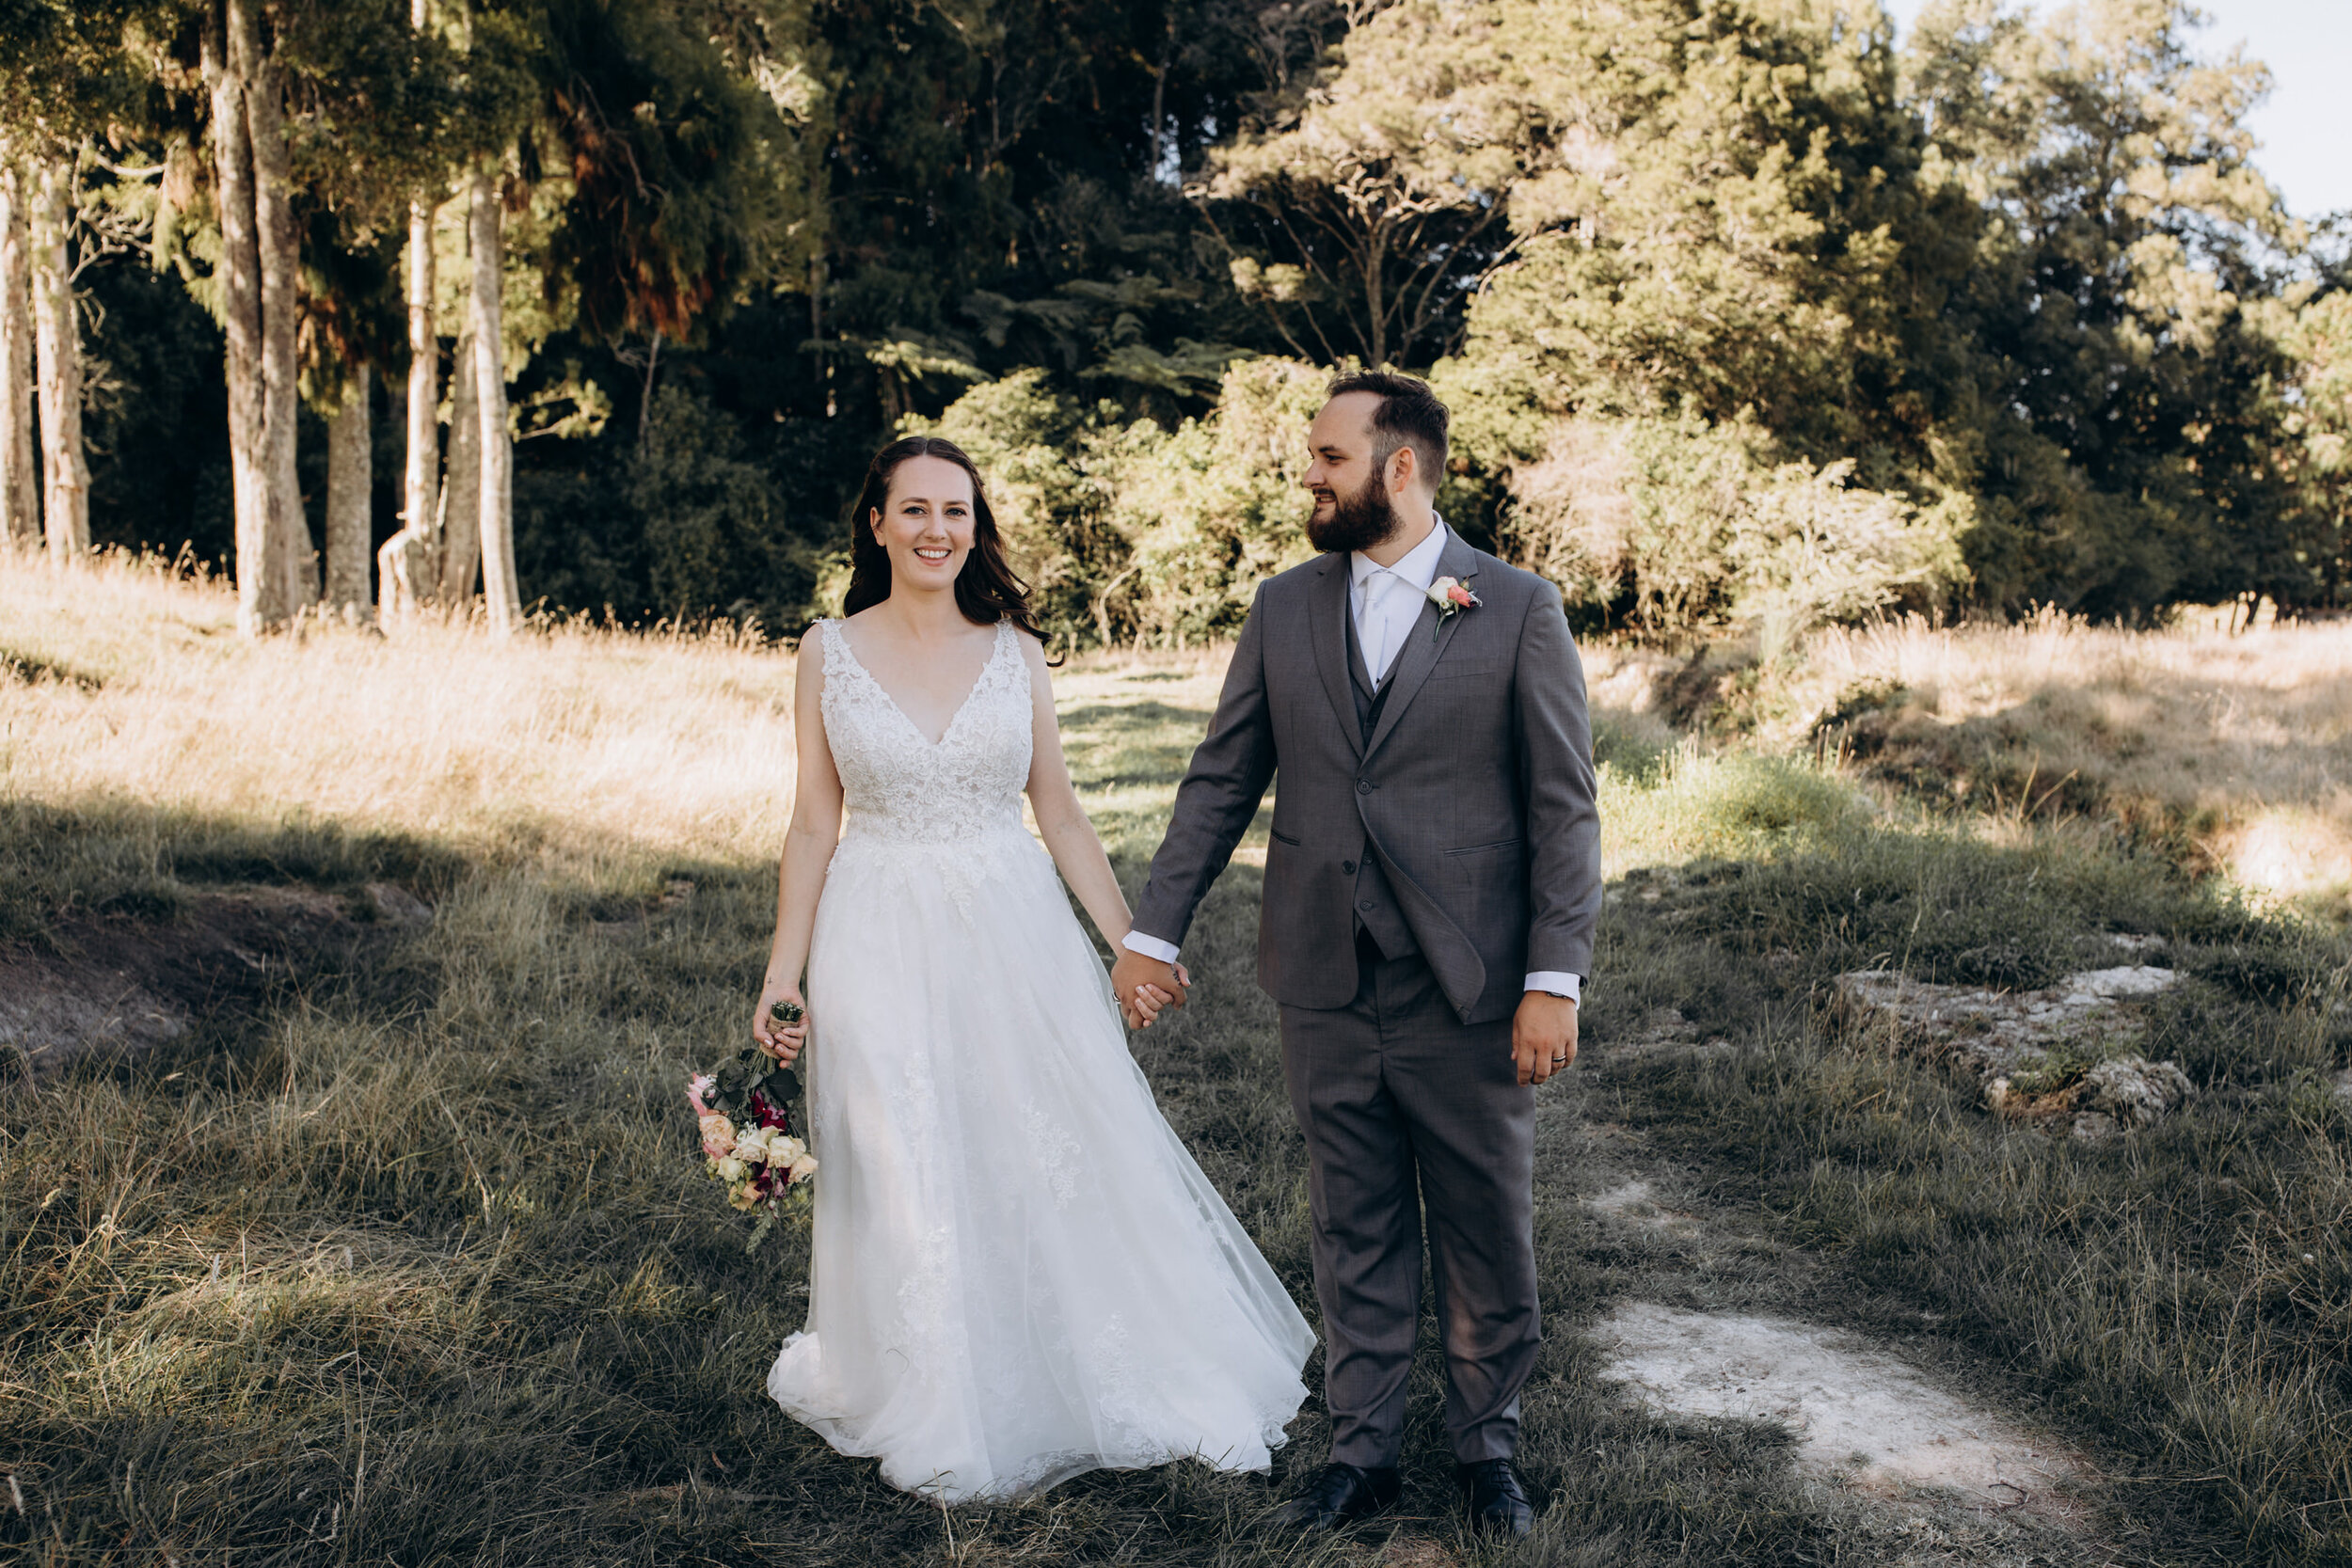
[1513,991,1579,1086]
[1109,949,1190,1030]
[753,977,812,1065]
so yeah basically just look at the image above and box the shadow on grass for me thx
[0,645,106,690]
[7,721,2345,1563]
[0,796,469,945]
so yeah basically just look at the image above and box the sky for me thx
[1879,0,2352,220]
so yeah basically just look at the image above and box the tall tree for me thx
[1200,0,1525,369]
[0,155,36,550]
[28,150,89,560]
[1901,0,2294,614]
[1441,0,1931,451]
[203,0,313,630]
[467,165,517,631]
[402,0,443,612]
[0,5,135,563]
[323,364,372,611]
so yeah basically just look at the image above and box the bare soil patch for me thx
[1561,1003,2117,1561]
[0,882,428,1079]
[1592,1302,2094,1527]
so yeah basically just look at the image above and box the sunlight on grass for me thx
[0,555,799,866]
[4,558,2347,1563]
[1601,745,1867,873]
[1786,610,2352,915]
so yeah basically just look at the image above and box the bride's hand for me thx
[1131,962,1191,1027]
[754,978,811,1065]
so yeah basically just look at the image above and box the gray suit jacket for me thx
[1133,531,1601,1026]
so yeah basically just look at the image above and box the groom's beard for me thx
[1307,475,1402,555]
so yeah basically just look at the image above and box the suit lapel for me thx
[1308,555,1363,760]
[1363,531,1480,763]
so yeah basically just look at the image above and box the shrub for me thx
[914,356,1332,647]
[1502,415,1966,650]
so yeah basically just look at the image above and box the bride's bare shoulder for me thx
[1009,624,1057,673]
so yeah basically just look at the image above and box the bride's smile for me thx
[872,454,975,590]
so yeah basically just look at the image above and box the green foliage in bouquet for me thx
[707,1001,804,1118]
[687,1002,816,1252]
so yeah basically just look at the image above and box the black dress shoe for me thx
[1268,1461,1402,1530]
[1459,1458,1534,1537]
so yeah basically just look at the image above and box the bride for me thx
[753,436,1314,1502]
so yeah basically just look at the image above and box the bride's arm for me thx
[1018,634,1143,953]
[754,635,843,1063]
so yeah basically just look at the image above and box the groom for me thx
[1110,371,1601,1538]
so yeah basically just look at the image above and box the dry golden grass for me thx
[0,554,800,869]
[11,558,2345,914]
[1798,611,2352,911]
[1574,610,2352,915]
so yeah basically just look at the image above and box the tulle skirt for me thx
[768,826,1314,1501]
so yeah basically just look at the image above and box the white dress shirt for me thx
[1124,515,1581,1005]
[1349,514,1452,684]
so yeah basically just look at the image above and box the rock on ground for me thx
[1836,963,2193,1136]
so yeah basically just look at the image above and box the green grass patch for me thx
[2,660,2346,1564]
[1588,789,2352,1564]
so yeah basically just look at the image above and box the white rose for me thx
[787,1152,819,1183]
[715,1156,748,1183]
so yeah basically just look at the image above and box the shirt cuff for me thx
[1524,972,1581,1003]
[1122,931,1182,964]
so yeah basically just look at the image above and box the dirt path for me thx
[1545,1010,2115,1565]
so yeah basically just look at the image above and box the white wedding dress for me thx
[767,618,1314,1502]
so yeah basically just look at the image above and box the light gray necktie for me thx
[1362,568,1402,684]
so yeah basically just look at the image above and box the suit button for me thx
[1358,900,1376,911]
[1356,780,1373,795]
[1343,860,1357,875]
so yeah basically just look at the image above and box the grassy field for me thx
[2,559,2348,1566]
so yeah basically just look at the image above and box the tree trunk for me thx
[0,157,38,551]
[383,0,440,627]
[469,169,517,635]
[242,4,312,612]
[437,322,480,606]
[29,155,88,562]
[206,5,292,633]
[389,191,439,610]
[325,363,372,614]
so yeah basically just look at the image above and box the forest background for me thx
[1,0,2347,651]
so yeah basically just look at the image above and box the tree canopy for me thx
[5,0,2344,641]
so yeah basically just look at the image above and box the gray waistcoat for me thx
[1343,608,1420,961]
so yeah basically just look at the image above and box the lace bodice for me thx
[818,618,1033,847]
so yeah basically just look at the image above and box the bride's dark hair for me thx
[842,436,1053,650]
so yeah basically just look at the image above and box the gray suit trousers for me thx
[1280,932,1539,1467]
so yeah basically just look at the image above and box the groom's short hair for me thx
[1327,370,1450,495]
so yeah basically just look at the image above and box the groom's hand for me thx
[1111,949,1187,1029]
[1514,991,1579,1085]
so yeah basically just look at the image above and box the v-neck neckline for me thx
[833,619,1006,748]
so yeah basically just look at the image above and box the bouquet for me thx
[687,1000,817,1251]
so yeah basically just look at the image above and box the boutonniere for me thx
[1425,574,1480,640]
